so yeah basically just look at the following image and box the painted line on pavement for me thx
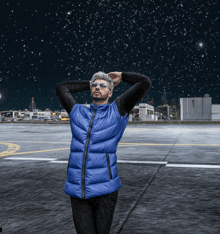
[0,143,20,157]
[49,161,220,168]
[5,157,57,161]
[52,160,168,164]
[3,158,220,168]
[50,160,68,164]
[125,129,220,132]
[117,160,167,164]
[6,148,69,156]
[119,143,220,146]
[2,141,70,144]
[2,141,220,147]
[3,158,167,165]
[50,160,167,165]
[166,164,220,168]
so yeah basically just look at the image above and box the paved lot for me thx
[0,123,220,233]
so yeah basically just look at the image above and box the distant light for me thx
[199,43,203,47]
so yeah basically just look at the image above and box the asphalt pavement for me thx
[1,123,220,234]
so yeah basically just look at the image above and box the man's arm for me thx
[111,72,152,117]
[56,81,90,115]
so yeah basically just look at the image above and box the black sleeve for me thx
[56,81,90,115]
[114,72,152,117]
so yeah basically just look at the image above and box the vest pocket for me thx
[106,153,112,180]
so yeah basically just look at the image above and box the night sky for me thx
[0,0,219,111]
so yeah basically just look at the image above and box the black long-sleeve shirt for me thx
[56,72,152,117]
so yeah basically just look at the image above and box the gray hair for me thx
[90,71,114,92]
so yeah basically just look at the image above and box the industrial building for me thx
[180,95,212,121]
[155,105,170,120]
[212,105,220,121]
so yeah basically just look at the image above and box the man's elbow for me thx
[143,77,152,90]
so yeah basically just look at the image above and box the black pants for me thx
[70,190,118,234]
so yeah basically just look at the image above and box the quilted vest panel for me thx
[64,101,129,199]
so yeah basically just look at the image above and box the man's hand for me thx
[108,72,122,86]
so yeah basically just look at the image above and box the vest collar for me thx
[90,102,110,111]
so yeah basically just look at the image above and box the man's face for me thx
[90,79,112,101]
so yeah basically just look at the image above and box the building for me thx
[155,105,170,120]
[212,105,220,121]
[176,103,181,120]
[180,94,212,121]
[29,97,36,112]
[51,111,61,120]
[161,92,168,105]
[32,109,52,120]
[139,103,155,121]
[17,110,31,120]
[0,110,19,120]
[60,110,68,118]
[169,98,181,120]
[170,98,177,120]
[130,103,156,121]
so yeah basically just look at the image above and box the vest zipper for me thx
[82,105,97,199]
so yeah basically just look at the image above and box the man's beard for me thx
[91,92,108,102]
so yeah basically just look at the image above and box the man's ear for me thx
[108,91,113,98]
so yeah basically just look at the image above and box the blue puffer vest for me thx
[64,101,129,199]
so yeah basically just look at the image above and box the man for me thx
[56,71,151,234]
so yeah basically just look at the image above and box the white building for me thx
[212,105,220,121]
[0,110,19,119]
[130,103,156,121]
[32,109,52,120]
[139,103,155,121]
[180,95,212,121]
[23,112,34,120]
